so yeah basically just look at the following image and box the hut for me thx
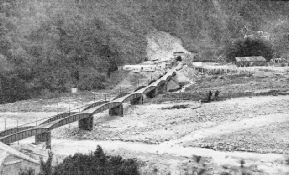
[154,61,167,70]
[123,65,143,72]
[235,56,267,67]
[123,64,157,72]
[173,52,185,58]
[142,65,156,72]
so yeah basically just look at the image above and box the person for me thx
[176,56,182,62]
[208,91,212,102]
[214,90,220,101]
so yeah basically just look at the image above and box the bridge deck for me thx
[0,65,179,145]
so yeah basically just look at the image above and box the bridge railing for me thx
[0,62,182,144]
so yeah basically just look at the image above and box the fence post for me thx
[17,119,19,144]
[69,105,71,128]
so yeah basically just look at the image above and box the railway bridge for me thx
[0,67,182,149]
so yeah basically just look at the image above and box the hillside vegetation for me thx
[0,0,289,103]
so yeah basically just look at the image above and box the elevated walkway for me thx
[0,63,181,149]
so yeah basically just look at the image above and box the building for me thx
[142,65,157,72]
[173,52,186,58]
[0,143,40,175]
[235,56,267,67]
[271,58,286,64]
[123,64,156,72]
[173,52,192,60]
[123,65,142,72]
[154,61,168,70]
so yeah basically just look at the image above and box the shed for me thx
[155,61,167,70]
[142,65,156,72]
[192,62,203,67]
[173,52,185,58]
[235,56,267,67]
[123,65,156,72]
[141,61,155,65]
[123,65,143,72]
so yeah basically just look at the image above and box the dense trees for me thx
[0,0,289,103]
[0,0,126,103]
[19,146,140,175]
[53,146,139,175]
[225,38,274,62]
[270,20,289,58]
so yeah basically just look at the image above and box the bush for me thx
[39,151,53,175]
[225,38,274,62]
[20,146,140,175]
[53,145,140,175]
[19,168,35,175]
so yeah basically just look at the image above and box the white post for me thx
[69,105,71,128]
[17,120,19,144]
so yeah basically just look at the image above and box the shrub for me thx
[225,38,274,62]
[53,145,140,175]
[19,168,35,175]
[20,146,140,175]
[39,151,53,175]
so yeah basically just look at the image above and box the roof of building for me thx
[0,142,39,167]
[140,61,155,65]
[124,64,156,68]
[235,56,266,62]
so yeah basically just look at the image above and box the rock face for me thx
[146,31,189,61]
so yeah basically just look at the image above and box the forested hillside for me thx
[0,0,288,103]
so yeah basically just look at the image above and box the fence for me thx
[193,65,289,75]
[0,93,116,132]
